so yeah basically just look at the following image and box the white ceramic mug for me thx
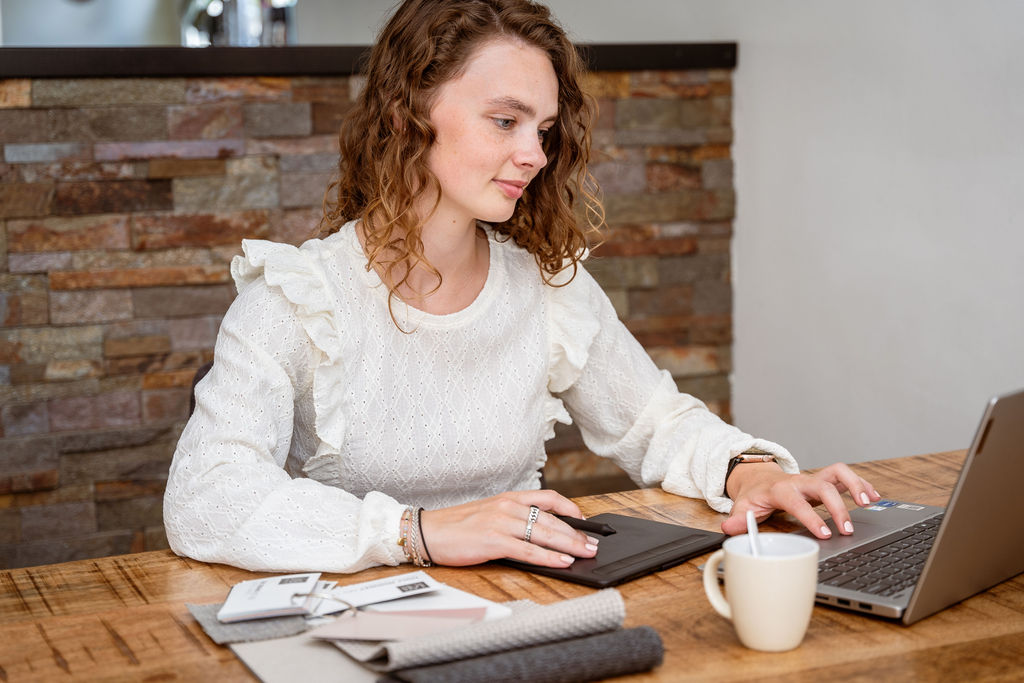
[703,533,820,652]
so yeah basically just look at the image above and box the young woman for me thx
[164,0,879,573]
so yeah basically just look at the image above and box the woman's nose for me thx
[513,131,547,170]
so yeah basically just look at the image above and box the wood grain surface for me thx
[3,451,1022,681]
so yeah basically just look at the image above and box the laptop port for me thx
[838,598,851,606]
[859,603,873,610]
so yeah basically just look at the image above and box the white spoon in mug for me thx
[746,509,761,557]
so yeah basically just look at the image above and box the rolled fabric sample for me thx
[383,626,664,683]
[335,587,626,671]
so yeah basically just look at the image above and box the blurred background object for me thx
[180,0,297,47]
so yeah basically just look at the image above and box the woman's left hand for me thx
[418,489,598,568]
[722,462,881,539]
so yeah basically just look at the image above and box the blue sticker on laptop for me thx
[876,500,899,507]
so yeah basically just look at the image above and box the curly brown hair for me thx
[321,0,602,301]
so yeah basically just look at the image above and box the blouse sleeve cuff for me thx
[372,494,413,567]
[701,439,799,514]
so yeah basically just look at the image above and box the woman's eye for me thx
[538,128,550,142]
[493,117,515,130]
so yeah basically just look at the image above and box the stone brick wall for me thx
[0,67,733,568]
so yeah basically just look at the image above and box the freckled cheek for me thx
[431,125,511,186]
[426,141,461,183]
[428,155,477,197]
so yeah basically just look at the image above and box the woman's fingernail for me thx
[561,555,575,564]
[873,490,880,498]
[844,520,854,534]
[585,543,598,552]
[820,525,832,537]
[860,492,870,505]
[586,536,600,545]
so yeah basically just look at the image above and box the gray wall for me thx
[1,0,179,46]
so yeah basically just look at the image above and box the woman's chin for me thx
[478,206,517,225]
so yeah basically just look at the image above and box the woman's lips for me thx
[494,179,526,199]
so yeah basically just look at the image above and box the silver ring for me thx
[290,592,357,616]
[523,505,540,543]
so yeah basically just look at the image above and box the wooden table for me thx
[2,451,1023,681]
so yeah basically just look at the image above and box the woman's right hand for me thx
[418,490,600,567]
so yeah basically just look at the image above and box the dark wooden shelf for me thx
[0,43,736,78]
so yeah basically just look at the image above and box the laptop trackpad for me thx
[801,519,892,558]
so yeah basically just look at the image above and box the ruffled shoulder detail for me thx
[230,238,348,456]
[546,263,604,394]
[231,239,344,364]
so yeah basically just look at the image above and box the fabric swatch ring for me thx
[290,592,358,616]
[524,504,541,542]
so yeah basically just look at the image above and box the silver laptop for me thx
[804,388,1024,624]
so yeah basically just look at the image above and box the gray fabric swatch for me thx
[382,626,664,683]
[332,588,626,672]
[187,602,308,644]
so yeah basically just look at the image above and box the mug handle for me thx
[703,548,732,619]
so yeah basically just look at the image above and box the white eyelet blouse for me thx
[163,222,796,572]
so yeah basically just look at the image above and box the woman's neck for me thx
[359,215,490,316]
[410,216,490,314]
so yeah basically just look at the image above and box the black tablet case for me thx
[500,513,725,588]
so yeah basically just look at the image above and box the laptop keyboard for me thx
[818,514,944,597]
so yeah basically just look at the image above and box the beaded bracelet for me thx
[397,506,433,567]
[398,507,415,563]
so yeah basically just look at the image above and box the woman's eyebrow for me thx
[486,96,557,121]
